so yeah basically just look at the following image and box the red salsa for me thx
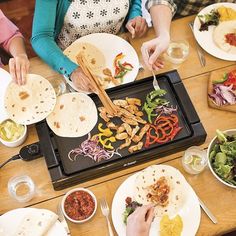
[64,190,95,220]
[225,33,236,47]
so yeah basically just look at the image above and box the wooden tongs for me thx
[76,53,117,115]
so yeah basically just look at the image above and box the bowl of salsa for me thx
[61,188,97,223]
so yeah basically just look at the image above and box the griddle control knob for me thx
[19,142,42,161]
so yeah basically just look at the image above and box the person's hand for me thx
[70,67,97,93]
[126,204,155,236]
[9,53,30,85]
[126,16,148,39]
[141,33,170,71]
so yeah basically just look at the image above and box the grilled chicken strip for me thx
[126,97,141,106]
[121,117,138,126]
[128,142,143,153]
[113,99,128,107]
[132,124,150,143]
[119,138,131,150]
[123,123,132,136]
[115,132,128,140]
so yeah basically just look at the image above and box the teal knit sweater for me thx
[31,0,142,77]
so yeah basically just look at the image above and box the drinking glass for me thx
[165,40,189,65]
[47,75,66,96]
[8,175,35,202]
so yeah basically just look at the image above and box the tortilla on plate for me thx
[4,74,56,125]
[46,92,98,137]
[213,20,236,54]
[134,165,188,218]
[11,208,58,236]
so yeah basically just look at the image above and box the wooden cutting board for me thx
[208,65,236,113]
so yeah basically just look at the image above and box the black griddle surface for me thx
[36,70,207,190]
[54,75,192,175]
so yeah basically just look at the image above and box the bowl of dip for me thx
[61,187,97,223]
[0,119,27,147]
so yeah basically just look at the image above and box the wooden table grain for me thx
[0,15,236,236]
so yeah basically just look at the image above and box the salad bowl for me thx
[207,129,236,189]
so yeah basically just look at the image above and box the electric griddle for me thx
[35,70,207,190]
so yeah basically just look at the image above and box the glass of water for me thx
[47,75,66,96]
[165,40,189,65]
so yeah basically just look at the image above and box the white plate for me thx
[193,2,236,61]
[63,33,139,92]
[0,68,11,122]
[0,208,67,236]
[111,167,201,236]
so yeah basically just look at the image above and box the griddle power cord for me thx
[0,142,42,169]
[0,154,21,169]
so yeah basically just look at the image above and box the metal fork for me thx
[100,198,114,236]
[145,49,160,90]
[152,70,160,90]
[189,22,206,67]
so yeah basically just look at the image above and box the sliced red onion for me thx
[68,134,121,162]
[155,105,177,114]
[209,84,236,106]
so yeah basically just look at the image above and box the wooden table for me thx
[1,15,236,236]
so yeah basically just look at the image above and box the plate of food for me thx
[0,208,67,236]
[193,3,236,61]
[63,33,139,92]
[0,68,11,122]
[112,165,201,236]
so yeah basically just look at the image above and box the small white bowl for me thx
[61,187,97,223]
[207,129,236,189]
[0,119,27,147]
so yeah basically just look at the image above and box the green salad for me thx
[209,130,236,186]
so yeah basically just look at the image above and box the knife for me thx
[57,204,71,235]
[188,22,206,67]
[198,197,218,224]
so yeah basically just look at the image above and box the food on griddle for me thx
[113,99,128,107]
[46,93,97,137]
[126,97,141,106]
[4,74,56,125]
[213,20,236,54]
[116,132,128,140]
[128,142,143,153]
[68,134,120,162]
[119,138,132,150]
[143,89,168,123]
[134,165,187,217]
[121,117,138,126]
[123,197,142,224]
[106,122,118,130]
[160,214,183,236]
[198,9,220,31]
[145,115,182,148]
[132,124,150,143]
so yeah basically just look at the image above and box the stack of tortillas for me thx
[46,92,98,137]
[4,74,56,125]
[134,165,188,218]
[11,209,58,236]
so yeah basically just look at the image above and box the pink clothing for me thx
[0,9,23,65]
